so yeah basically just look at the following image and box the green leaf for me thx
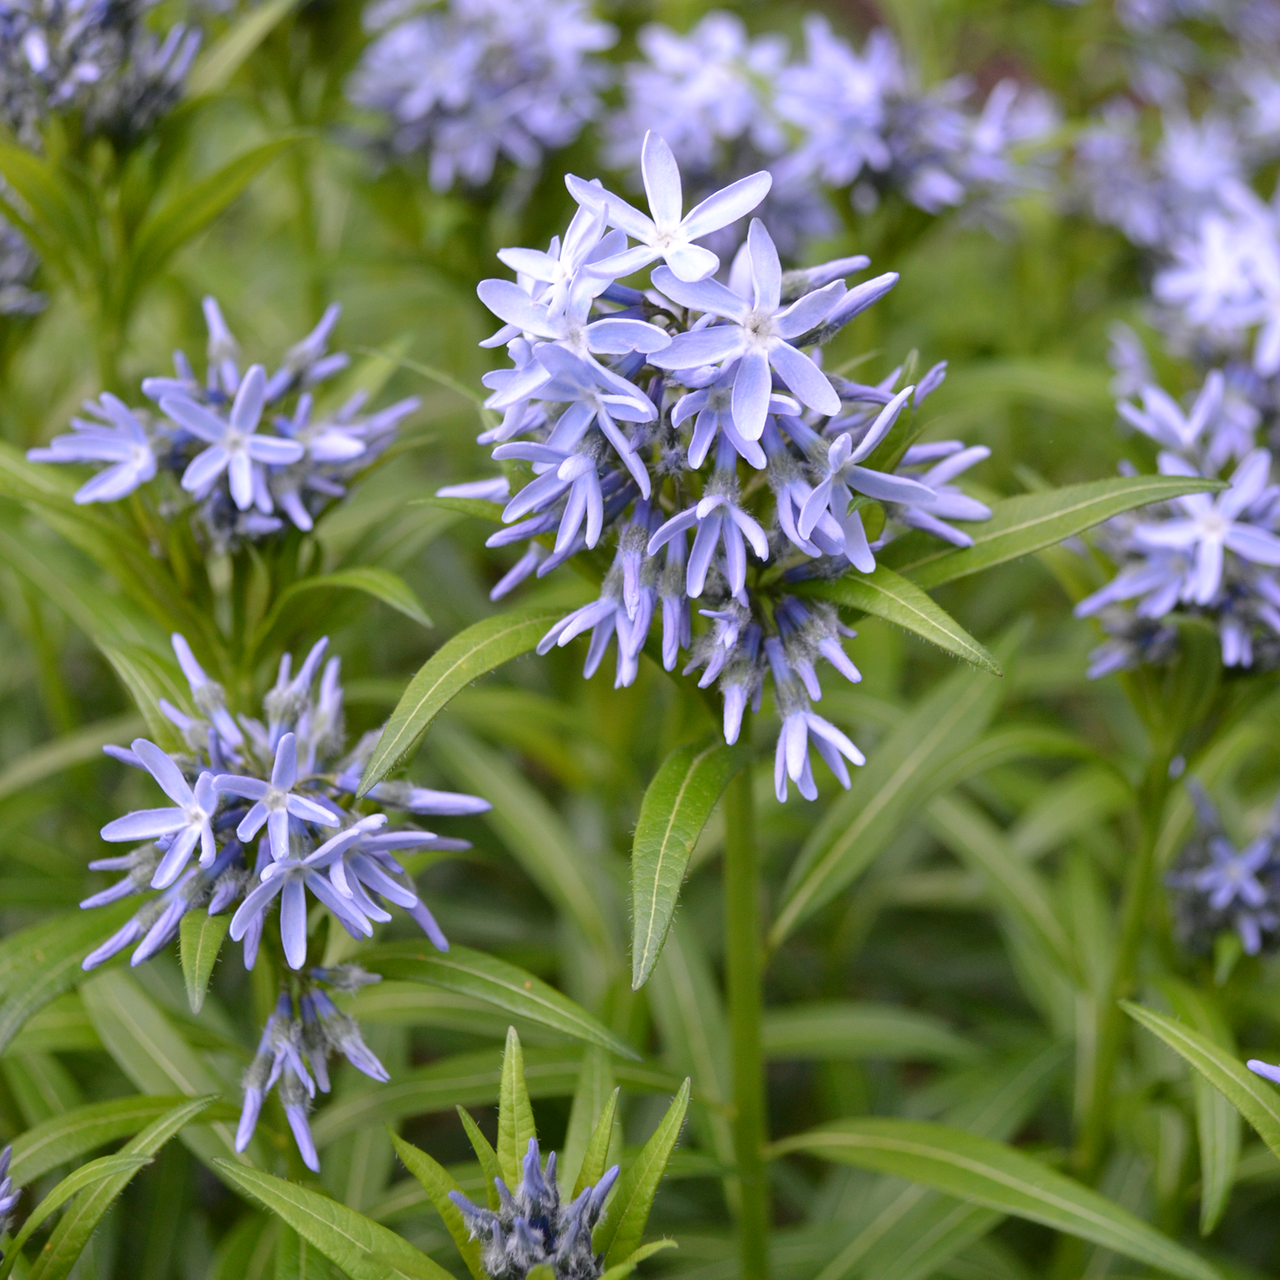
[798,565,1001,674]
[0,713,143,802]
[213,1161,454,1280]
[10,1095,195,1186]
[0,144,93,277]
[129,138,297,292]
[599,1240,678,1279]
[389,1134,486,1280]
[574,1086,621,1199]
[4,994,100,1056]
[97,642,190,750]
[1123,1002,1280,1163]
[0,1151,152,1280]
[359,945,637,1059]
[497,1027,538,1189]
[561,1050,616,1196]
[594,1078,690,1267]
[762,1002,978,1063]
[0,900,138,1054]
[427,723,616,958]
[630,738,746,990]
[771,1118,1221,1280]
[456,1106,504,1213]
[358,608,563,795]
[26,1097,215,1280]
[186,0,297,96]
[880,474,1226,590]
[253,568,432,653]
[770,625,1020,946]
[179,913,230,1015]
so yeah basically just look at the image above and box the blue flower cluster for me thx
[1167,781,1280,957]
[449,1137,619,1280]
[0,0,201,149]
[447,135,994,801]
[348,4,1055,255]
[28,297,420,552]
[348,0,614,190]
[82,632,488,1168]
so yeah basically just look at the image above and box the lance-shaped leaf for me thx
[561,1049,617,1195]
[179,913,229,1016]
[457,1106,504,1212]
[1123,1002,1280,1163]
[11,1095,198,1186]
[798,565,1000,675]
[497,1027,538,1188]
[599,1240,679,1279]
[358,607,563,795]
[213,1161,454,1280]
[0,1152,152,1280]
[0,713,143,803]
[575,1085,621,1199]
[631,738,747,990]
[880,474,1226,590]
[594,1078,690,1267]
[762,1001,978,1063]
[357,945,637,1058]
[252,567,432,652]
[772,1118,1221,1280]
[390,1133,486,1280]
[186,0,297,96]
[26,1097,215,1280]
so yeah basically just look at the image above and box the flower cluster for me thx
[81,631,488,1167]
[1167,781,1280,956]
[348,0,614,191]
[1076,362,1280,672]
[28,297,420,552]
[0,0,201,150]
[449,1137,619,1280]
[448,135,994,802]
[0,1145,17,1245]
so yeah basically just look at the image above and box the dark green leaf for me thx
[574,1086,620,1199]
[598,1240,678,1279]
[762,1002,978,1063]
[389,1134,486,1280]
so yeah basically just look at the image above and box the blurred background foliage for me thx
[6,0,1280,1277]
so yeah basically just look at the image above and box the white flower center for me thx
[743,309,776,348]
[264,786,288,812]
[562,322,588,355]
[224,427,246,454]
[1198,510,1229,539]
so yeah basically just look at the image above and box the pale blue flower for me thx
[26,393,156,502]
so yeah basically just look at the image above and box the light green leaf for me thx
[213,1161,453,1280]
[11,1094,196,1186]
[772,1118,1221,1280]
[389,1134,485,1280]
[427,723,616,958]
[0,1152,152,1280]
[358,608,562,796]
[0,713,143,802]
[0,143,93,274]
[574,1086,620,1200]
[358,945,637,1059]
[561,1050,616,1196]
[457,1105,504,1213]
[186,0,297,96]
[253,567,432,652]
[594,1078,690,1267]
[799,565,1001,674]
[631,738,746,990]
[599,1239,678,1279]
[497,1027,537,1189]
[881,475,1226,590]
[762,1002,978,1063]
[179,913,230,1015]
[4,993,100,1056]
[1123,1002,1280,1163]
[26,1097,215,1280]
[97,642,189,750]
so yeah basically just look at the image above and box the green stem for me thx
[724,767,770,1280]
[1075,754,1171,1176]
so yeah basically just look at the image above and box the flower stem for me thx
[724,767,770,1280]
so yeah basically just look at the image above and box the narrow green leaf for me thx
[0,713,143,802]
[97,643,190,750]
[10,1095,194,1186]
[179,913,229,1015]
[575,1087,621,1199]
[881,474,1226,589]
[561,1049,616,1196]
[359,945,637,1059]
[358,608,563,795]
[0,1152,151,1280]
[1123,1002,1280,1163]
[0,144,93,273]
[253,567,432,652]
[26,1097,215,1280]
[186,0,297,96]
[595,1078,690,1266]
[497,1027,537,1189]
[762,1002,978,1063]
[599,1239,678,1279]
[772,1118,1221,1280]
[213,1161,453,1280]
[631,738,745,990]
[799,565,1001,674]
[3,994,100,1056]
[389,1134,486,1280]
[457,1106,504,1213]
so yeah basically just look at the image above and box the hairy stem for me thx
[724,767,770,1280]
